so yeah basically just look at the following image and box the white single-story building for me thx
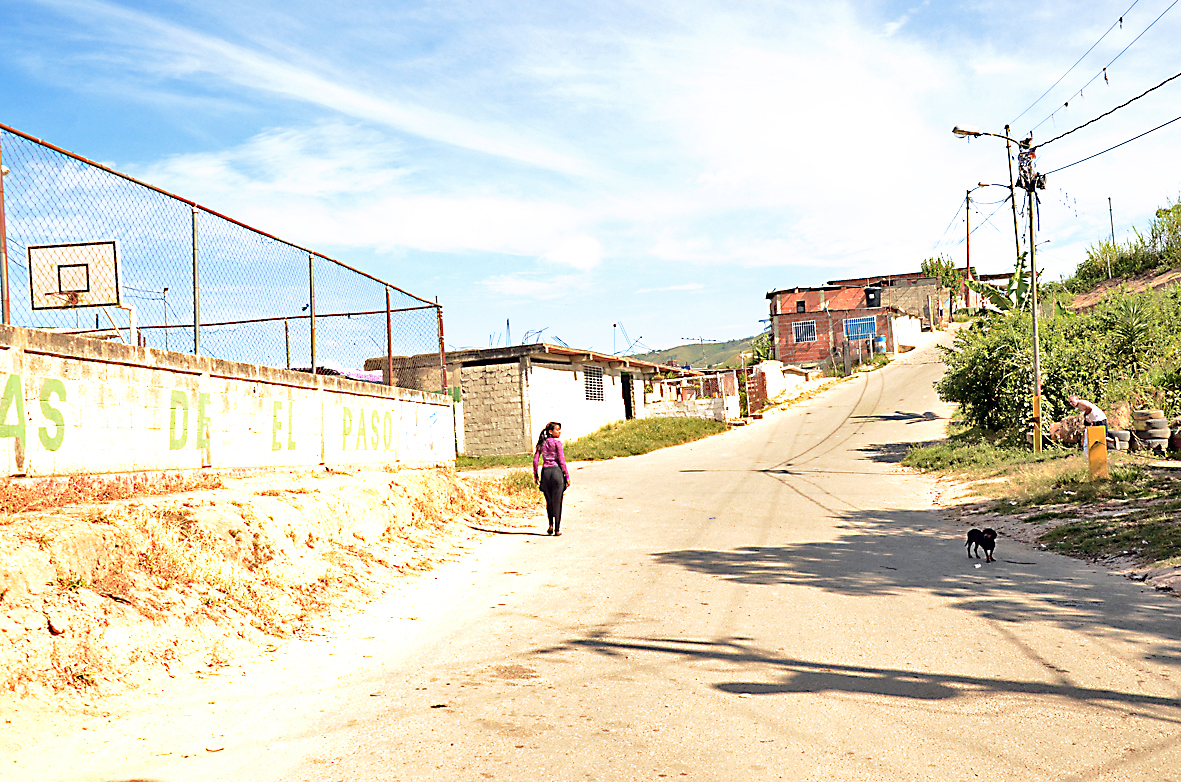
[367,344,692,456]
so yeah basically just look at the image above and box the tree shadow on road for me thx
[851,410,944,424]
[853,442,912,463]
[651,505,1181,669]
[539,633,1181,723]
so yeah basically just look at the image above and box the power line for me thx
[950,201,1008,248]
[1036,66,1181,148]
[1044,110,1181,174]
[1010,0,1140,126]
[1028,0,1179,134]
[931,200,966,251]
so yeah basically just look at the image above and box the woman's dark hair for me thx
[535,421,562,454]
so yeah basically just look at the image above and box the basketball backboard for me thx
[27,240,121,310]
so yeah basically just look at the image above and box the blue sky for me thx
[3,0,1180,353]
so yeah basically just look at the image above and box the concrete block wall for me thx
[459,363,527,456]
[644,397,728,422]
[883,283,942,325]
[0,325,454,477]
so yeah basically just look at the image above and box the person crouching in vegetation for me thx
[533,422,571,536]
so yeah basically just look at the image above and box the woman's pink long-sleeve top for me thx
[533,437,570,483]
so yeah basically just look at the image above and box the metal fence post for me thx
[284,319,291,370]
[0,137,10,326]
[436,297,446,394]
[191,207,200,355]
[309,254,316,375]
[385,288,394,387]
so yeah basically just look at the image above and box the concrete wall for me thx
[525,362,627,447]
[882,279,943,325]
[754,360,807,401]
[890,314,924,350]
[459,362,528,456]
[644,397,730,422]
[0,326,454,477]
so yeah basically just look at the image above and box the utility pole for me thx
[1108,197,1115,279]
[965,188,971,312]
[1004,125,1023,268]
[1018,137,1044,453]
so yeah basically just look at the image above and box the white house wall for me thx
[525,362,627,445]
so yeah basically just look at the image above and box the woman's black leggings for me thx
[539,466,566,531]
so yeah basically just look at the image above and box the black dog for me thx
[966,528,997,563]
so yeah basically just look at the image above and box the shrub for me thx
[936,281,1181,434]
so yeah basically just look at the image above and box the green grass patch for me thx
[1022,509,1080,524]
[565,417,727,461]
[456,454,533,471]
[1039,499,1181,566]
[1001,463,1155,511]
[902,422,1070,477]
[456,418,727,469]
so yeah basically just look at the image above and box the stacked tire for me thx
[1108,428,1131,451]
[1131,409,1170,454]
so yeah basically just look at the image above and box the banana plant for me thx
[967,252,1030,311]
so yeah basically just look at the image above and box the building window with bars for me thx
[844,316,877,339]
[584,365,604,401]
[792,320,817,343]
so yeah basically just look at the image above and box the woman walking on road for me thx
[533,421,571,536]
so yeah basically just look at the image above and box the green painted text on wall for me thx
[0,374,66,451]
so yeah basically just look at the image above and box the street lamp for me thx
[953,125,1047,452]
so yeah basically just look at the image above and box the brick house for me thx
[765,286,922,367]
[826,266,1005,324]
[367,344,687,456]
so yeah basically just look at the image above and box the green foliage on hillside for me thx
[1066,201,1181,292]
[636,335,756,369]
[936,285,1181,434]
[935,196,1181,438]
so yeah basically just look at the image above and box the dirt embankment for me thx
[0,467,538,699]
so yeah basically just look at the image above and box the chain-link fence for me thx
[0,123,444,390]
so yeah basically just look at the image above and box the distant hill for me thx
[634,336,757,369]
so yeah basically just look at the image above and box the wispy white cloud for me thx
[10,0,1181,349]
[29,0,592,176]
[635,283,705,293]
[481,273,583,301]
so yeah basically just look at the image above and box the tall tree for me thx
[921,254,962,319]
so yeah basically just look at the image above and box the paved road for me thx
[38,343,1181,781]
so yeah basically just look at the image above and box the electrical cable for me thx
[931,200,966,251]
[1043,110,1181,174]
[949,201,1009,248]
[1035,66,1181,148]
[1010,0,1140,126]
[1028,0,1179,134]
[971,202,1005,233]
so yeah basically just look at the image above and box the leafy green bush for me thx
[935,308,1108,433]
[936,281,1181,433]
